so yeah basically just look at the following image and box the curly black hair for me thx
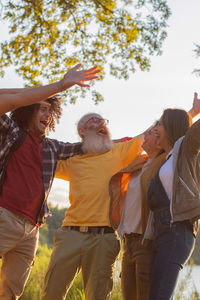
[10,95,62,132]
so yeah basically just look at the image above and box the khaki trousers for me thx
[41,227,120,300]
[121,234,152,300]
[0,207,39,300]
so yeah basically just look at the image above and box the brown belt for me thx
[124,233,142,239]
[64,226,114,234]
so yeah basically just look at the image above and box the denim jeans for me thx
[148,208,195,300]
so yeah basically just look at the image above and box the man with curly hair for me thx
[0,64,99,300]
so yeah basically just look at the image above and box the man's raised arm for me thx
[0,64,100,115]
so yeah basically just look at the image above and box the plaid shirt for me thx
[0,114,82,225]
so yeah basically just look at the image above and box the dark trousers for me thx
[148,209,195,300]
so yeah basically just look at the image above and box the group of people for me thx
[0,63,200,300]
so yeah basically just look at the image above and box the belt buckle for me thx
[79,226,88,233]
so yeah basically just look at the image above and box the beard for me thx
[82,129,114,154]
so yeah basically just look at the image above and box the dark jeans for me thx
[148,208,195,300]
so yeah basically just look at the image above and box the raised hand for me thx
[61,64,101,89]
[188,92,200,118]
[192,92,200,116]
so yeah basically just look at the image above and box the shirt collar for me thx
[166,149,173,160]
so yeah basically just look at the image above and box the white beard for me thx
[82,130,114,154]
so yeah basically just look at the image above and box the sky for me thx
[0,0,200,206]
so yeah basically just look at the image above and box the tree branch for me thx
[93,0,114,14]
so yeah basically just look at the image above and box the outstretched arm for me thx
[0,63,100,115]
[188,92,200,118]
[184,92,200,155]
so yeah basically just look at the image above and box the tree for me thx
[0,0,171,103]
[39,205,66,247]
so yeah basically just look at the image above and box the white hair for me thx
[77,113,101,137]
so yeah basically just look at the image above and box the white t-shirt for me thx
[118,159,152,236]
[159,150,173,201]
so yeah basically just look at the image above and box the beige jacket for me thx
[109,153,166,232]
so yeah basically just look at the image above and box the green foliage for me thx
[19,244,52,300]
[110,279,122,299]
[0,0,170,103]
[191,232,200,265]
[174,262,200,300]
[40,205,66,247]
[65,274,85,300]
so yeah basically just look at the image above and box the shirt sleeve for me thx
[0,114,19,145]
[55,159,70,181]
[53,140,83,160]
[0,114,13,131]
[115,134,144,168]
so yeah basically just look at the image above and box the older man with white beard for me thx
[41,113,145,300]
